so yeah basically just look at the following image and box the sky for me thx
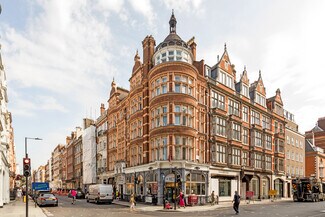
[1,0,325,171]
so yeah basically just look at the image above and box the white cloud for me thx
[1,0,116,108]
[10,93,68,117]
[95,0,129,22]
[129,0,157,29]
[162,0,205,16]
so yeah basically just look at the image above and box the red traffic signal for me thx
[24,158,30,164]
[23,157,31,177]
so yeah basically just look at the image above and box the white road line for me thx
[308,214,325,217]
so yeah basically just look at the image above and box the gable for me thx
[217,46,235,77]
[256,79,266,96]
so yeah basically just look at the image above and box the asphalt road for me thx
[40,196,325,217]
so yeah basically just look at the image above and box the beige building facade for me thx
[96,104,108,184]
[51,144,65,190]
[284,110,305,197]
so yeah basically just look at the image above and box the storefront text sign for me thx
[165,174,175,182]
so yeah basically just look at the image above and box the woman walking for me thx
[130,193,135,211]
[178,191,185,208]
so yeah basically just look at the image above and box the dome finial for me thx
[169,10,177,33]
[134,49,140,61]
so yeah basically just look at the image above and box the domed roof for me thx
[155,11,191,52]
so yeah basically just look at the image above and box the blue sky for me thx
[1,0,325,171]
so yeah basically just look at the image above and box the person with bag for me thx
[130,193,135,211]
[232,191,240,215]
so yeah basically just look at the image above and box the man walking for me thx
[232,191,240,215]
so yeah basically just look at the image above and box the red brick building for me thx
[305,117,325,181]
[103,12,288,203]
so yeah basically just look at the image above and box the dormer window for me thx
[256,93,266,107]
[218,70,234,89]
[242,85,249,97]
[275,103,283,116]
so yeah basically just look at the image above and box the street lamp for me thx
[24,137,42,217]
[173,167,177,210]
[319,159,324,182]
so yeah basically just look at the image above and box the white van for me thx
[87,184,114,204]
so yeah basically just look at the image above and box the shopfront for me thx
[210,168,240,202]
[261,176,270,199]
[274,178,284,197]
[124,162,209,205]
[250,176,260,199]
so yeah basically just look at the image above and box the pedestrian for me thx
[232,191,240,215]
[130,193,135,211]
[178,191,185,208]
[16,188,22,200]
[210,190,215,205]
[116,190,119,200]
[71,189,77,204]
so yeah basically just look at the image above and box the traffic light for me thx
[134,177,138,184]
[23,158,31,177]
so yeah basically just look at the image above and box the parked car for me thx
[36,193,58,207]
[33,190,51,201]
[68,190,85,199]
[87,184,114,204]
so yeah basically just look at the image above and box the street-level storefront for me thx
[124,161,209,205]
[241,170,272,200]
[274,178,284,197]
[210,167,240,202]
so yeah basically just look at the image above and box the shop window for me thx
[219,178,231,197]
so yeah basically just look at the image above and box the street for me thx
[39,196,325,217]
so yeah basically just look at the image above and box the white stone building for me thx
[0,46,11,208]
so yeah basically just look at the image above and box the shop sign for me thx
[116,175,125,184]
[165,174,175,182]
[145,196,152,203]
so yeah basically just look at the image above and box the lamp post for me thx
[25,137,42,217]
[319,159,324,182]
[173,167,177,210]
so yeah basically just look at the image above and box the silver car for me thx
[36,193,58,207]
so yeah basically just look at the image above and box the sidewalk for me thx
[113,197,293,212]
[0,198,47,217]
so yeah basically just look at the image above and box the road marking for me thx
[42,208,54,217]
[308,213,325,217]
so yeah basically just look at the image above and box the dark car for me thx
[36,193,58,207]
[68,190,85,199]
